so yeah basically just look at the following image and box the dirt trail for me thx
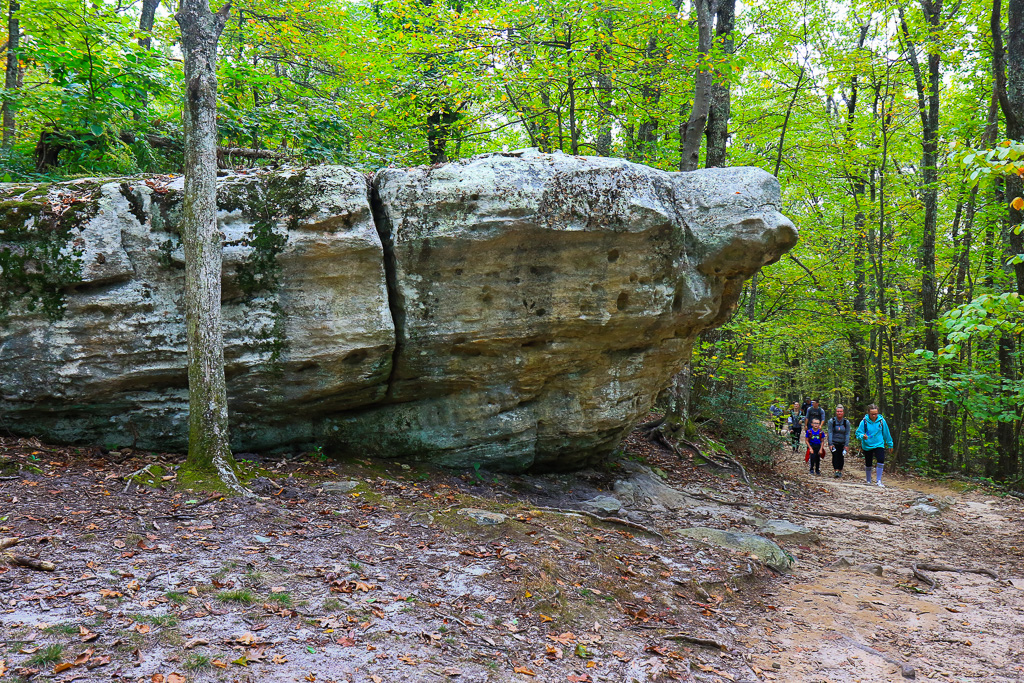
[739,453,1024,682]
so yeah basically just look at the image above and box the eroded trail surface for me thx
[2,433,1023,683]
[740,454,1024,682]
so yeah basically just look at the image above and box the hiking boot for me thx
[876,481,885,488]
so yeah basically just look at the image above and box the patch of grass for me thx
[27,643,63,666]
[243,569,265,585]
[165,591,190,604]
[266,592,293,607]
[322,598,343,612]
[184,653,211,671]
[216,589,256,604]
[348,561,362,572]
[125,533,144,547]
[41,623,78,636]
[128,613,179,627]
[81,533,97,542]
[6,641,24,653]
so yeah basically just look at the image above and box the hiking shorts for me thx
[864,447,885,468]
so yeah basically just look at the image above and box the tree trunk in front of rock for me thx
[175,0,247,495]
[2,0,20,150]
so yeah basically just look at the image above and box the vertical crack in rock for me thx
[368,173,404,401]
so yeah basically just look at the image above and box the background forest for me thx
[2,0,1023,487]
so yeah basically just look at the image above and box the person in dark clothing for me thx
[801,399,812,417]
[788,403,803,452]
[826,404,852,479]
[805,400,826,429]
[805,418,826,475]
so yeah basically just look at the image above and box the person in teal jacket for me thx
[855,404,893,487]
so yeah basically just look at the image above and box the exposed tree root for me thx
[801,510,896,525]
[685,491,754,508]
[664,631,732,651]
[910,563,937,589]
[534,507,668,541]
[913,562,999,582]
[842,636,916,679]
[1,538,56,571]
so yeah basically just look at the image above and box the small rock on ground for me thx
[458,508,508,525]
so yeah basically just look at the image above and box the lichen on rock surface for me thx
[0,151,796,471]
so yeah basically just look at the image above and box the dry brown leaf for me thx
[151,674,164,683]
[235,632,258,645]
[54,662,74,673]
[135,624,151,634]
[167,675,186,683]
[513,665,536,676]
[272,654,288,664]
[212,659,227,669]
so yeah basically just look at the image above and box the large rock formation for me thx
[0,150,796,470]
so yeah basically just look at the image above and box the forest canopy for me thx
[1,0,1023,485]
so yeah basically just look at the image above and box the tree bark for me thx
[847,23,870,414]
[175,0,247,495]
[994,0,1023,477]
[679,0,714,172]
[901,2,944,460]
[1,0,19,150]
[139,0,160,50]
[704,0,734,169]
[594,18,614,157]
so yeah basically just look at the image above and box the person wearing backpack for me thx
[825,405,852,479]
[856,404,893,487]
[787,403,803,452]
[805,399,826,430]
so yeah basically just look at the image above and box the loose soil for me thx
[1,433,1022,683]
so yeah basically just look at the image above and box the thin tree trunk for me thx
[773,66,805,178]
[847,23,871,414]
[901,2,944,460]
[704,0,734,168]
[2,0,19,150]
[175,0,247,494]
[594,18,614,157]
[635,35,662,163]
[134,0,161,120]
[139,0,160,49]
[679,0,713,171]
[994,0,1023,477]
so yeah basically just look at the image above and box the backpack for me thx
[827,417,851,444]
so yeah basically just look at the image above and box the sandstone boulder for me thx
[1,150,796,470]
[674,526,795,573]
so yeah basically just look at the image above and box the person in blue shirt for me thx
[855,404,894,487]
[805,418,826,475]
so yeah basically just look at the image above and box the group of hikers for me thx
[768,399,893,487]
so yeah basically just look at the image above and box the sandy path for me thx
[739,453,1024,682]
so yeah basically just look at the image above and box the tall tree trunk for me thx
[901,1,944,460]
[704,0,734,168]
[635,35,662,163]
[175,0,247,494]
[594,18,614,157]
[1,0,19,150]
[679,0,713,171]
[847,23,871,414]
[139,0,160,49]
[134,0,160,120]
[995,0,1023,477]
